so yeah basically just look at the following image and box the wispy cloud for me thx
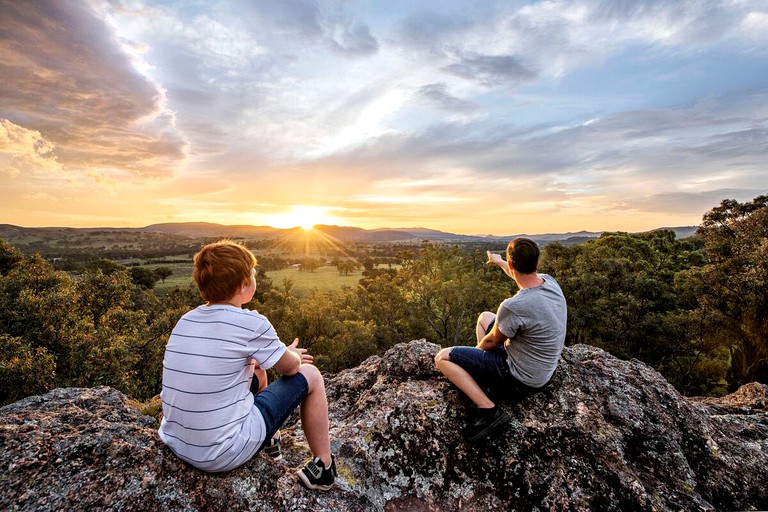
[0,0,766,232]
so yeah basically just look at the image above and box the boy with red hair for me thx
[158,240,336,490]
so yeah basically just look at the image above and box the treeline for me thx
[13,234,420,272]
[0,196,765,406]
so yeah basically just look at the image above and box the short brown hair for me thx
[507,238,539,274]
[192,240,257,302]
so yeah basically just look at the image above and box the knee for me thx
[477,311,495,325]
[434,348,452,368]
[477,311,495,334]
[298,364,324,392]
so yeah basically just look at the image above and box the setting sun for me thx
[265,205,338,230]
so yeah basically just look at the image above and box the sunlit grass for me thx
[152,263,364,297]
[148,228,363,297]
[267,266,363,296]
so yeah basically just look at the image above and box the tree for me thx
[0,254,85,378]
[0,238,23,275]
[335,259,359,276]
[694,195,768,389]
[154,266,173,283]
[540,231,726,394]
[299,257,322,273]
[398,243,508,345]
[130,266,159,290]
[356,268,410,348]
[77,267,133,328]
[0,334,56,405]
[0,251,160,401]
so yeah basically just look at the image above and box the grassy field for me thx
[150,262,195,295]
[151,263,364,296]
[267,266,364,294]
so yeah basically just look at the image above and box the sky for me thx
[1,0,766,236]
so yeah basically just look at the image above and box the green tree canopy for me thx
[695,195,768,389]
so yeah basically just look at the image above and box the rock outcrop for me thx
[1,340,767,511]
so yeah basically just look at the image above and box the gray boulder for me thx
[1,340,767,511]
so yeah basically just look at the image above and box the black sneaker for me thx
[298,455,337,491]
[263,433,282,460]
[463,407,509,442]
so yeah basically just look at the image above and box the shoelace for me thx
[306,459,323,479]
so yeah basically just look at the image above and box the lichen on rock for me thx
[1,340,767,511]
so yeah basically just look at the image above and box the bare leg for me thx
[435,349,495,409]
[298,364,332,468]
[253,366,268,393]
[475,311,496,344]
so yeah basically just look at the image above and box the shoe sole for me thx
[298,471,334,491]
[466,411,510,442]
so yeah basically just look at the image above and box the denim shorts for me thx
[252,372,308,450]
[448,346,538,399]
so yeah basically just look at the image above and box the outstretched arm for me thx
[486,251,513,279]
[273,338,314,375]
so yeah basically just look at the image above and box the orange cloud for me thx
[0,119,62,174]
[0,2,187,179]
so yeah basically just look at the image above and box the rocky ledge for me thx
[1,340,767,511]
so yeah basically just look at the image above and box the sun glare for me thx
[266,205,336,230]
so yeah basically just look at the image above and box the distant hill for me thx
[0,222,699,247]
[142,222,286,239]
[662,226,698,239]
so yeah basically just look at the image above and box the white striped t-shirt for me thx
[158,304,286,472]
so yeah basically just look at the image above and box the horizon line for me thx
[1,221,700,239]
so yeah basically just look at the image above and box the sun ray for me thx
[264,225,353,259]
[264,205,336,231]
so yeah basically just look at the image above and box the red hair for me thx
[192,240,257,302]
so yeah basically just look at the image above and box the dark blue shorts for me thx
[252,372,308,450]
[448,346,538,399]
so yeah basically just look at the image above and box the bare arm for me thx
[487,251,513,279]
[272,338,314,376]
[477,322,507,350]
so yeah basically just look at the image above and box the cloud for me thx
[417,83,479,112]
[394,0,768,88]
[299,85,767,222]
[588,0,746,46]
[236,0,378,56]
[327,19,379,56]
[3,0,765,233]
[396,11,474,55]
[0,1,187,178]
[444,52,537,87]
[0,119,62,174]
[21,192,59,202]
[631,189,767,216]
[243,0,324,39]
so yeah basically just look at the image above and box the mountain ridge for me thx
[0,222,699,245]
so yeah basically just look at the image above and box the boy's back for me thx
[159,304,285,472]
[158,239,336,489]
